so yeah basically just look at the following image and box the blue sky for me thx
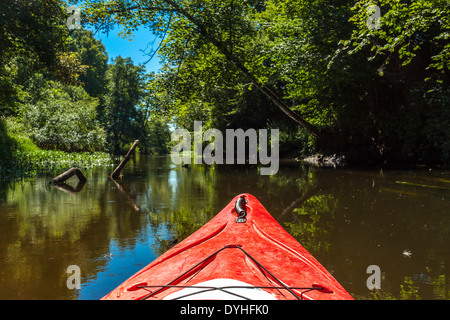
[89,26,163,74]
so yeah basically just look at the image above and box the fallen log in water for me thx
[110,140,139,180]
[49,167,87,184]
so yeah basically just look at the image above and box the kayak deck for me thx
[102,194,353,300]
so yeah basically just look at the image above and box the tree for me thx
[329,0,450,163]
[239,0,356,147]
[146,116,172,154]
[103,56,145,154]
[76,0,324,138]
[338,0,449,78]
[0,0,69,115]
[69,29,109,99]
[75,0,449,164]
[19,81,106,152]
[149,0,356,149]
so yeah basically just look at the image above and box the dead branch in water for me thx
[110,140,140,180]
[49,167,87,184]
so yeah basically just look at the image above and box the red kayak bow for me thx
[102,194,353,300]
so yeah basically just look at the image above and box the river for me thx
[0,155,449,300]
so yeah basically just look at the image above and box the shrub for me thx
[19,81,107,152]
[0,117,111,180]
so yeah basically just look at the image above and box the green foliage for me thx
[18,81,107,152]
[0,117,111,180]
[329,0,450,164]
[78,0,325,136]
[145,117,172,155]
[383,80,450,163]
[343,0,450,74]
[249,0,354,122]
[3,0,449,166]
[68,29,109,98]
[0,0,172,177]
[0,0,69,114]
[103,56,146,154]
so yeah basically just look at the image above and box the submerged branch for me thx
[49,167,87,184]
[110,140,140,180]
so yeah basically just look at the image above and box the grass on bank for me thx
[0,117,112,180]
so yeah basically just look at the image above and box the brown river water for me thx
[0,155,449,299]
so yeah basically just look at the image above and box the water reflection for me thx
[50,180,86,195]
[0,156,449,300]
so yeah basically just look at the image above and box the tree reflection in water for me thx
[0,156,448,299]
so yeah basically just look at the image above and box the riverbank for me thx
[0,118,112,180]
[288,147,448,170]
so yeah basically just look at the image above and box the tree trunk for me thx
[110,139,139,179]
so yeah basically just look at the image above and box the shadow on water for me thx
[0,155,449,299]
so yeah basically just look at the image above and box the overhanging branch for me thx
[96,0,325,139]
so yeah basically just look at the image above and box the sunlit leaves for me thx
[19,81,107,152]
[103,56,146,154]
[341,0,450,73]
[0,0,69,114]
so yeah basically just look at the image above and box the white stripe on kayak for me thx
[163,278,278,300]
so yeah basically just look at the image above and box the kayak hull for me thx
[102,194,353,300]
